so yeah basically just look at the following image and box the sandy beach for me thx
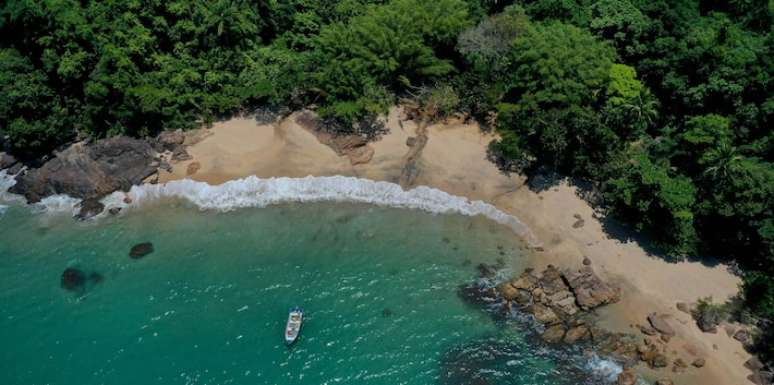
[159,107,751,385]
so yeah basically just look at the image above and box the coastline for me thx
[155,107,751,385]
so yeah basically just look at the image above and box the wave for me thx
[1,172,539,245]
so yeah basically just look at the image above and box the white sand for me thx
[159,107,751,385]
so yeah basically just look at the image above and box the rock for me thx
[582,256,592,265]
[745,357,764,371]
[733,329,751,344]
[676,302,691,314]
[562,266,621,310]
[660,333,672,343]
[647,313,676,336]
[541,324,566,344]
[458,283,497,306]
[108,207,122,215]
[129,242,154,259]
[171,146,192,161]
[61,268,86,292]
[655,379,674,385]
[186,161,201,176]
[0,152,18,170]
[75,198,105,220]
[531,304,560,325]
[673,358,687,373]
[510,273,539,291]
[513,289,532,305]
[640,325,659,336]
[10,137,157,203]
[563,325,589,343]
[616,369,637,385]
[496,282,519,301]
[382,308,392,317]
[476,263,497,278]
[572,217,585,228]
[156,130,185,150]
[692,358,705,368]
[123,195,133,204]
[748,370,774,385]
[406,137,416,147]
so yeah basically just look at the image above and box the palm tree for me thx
[702,142,743,183]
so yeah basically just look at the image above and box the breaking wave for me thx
[1,173,539,245]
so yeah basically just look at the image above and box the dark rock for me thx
[476,263,497,278]
[61,268,86,292]
[129,242,154,259]
[406,137,416,147]
[640,325,659,336]
[692,358,705,368]
[672,358,687,373]
[746,357,765,371]
[75,198,105,220]
[562,266,621,310]
[651,353,669,368]
[171,146,192,161]
[108,207,122,215]
[10,137,157,203]
[0,152,18,170]
[748,370,773,385]
[655,379,674,385]
[458,283,498,306]
[647,313,676,336]
[733,329,751,344]
[582,256,592,265]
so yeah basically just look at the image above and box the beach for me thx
[158,107,752,385]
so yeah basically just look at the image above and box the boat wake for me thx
[0,172,540,246]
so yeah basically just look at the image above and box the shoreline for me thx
[156,107,751,385]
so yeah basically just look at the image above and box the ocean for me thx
[0,172,620,385]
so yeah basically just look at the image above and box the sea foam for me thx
[106,175,539,244]
[1,172,539,245]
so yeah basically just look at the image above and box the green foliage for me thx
[604,152,699,256]
[312,0,471,124]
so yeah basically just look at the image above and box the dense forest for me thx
[1,0,772,363]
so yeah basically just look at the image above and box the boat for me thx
[285,307,304,345]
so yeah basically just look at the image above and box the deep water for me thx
[0,199,615,385]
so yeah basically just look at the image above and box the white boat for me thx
[285,307,303,345]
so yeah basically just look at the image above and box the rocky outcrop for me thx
[496,264,620,344]
[0,152,20,172]
[563,265,622,310]
[296,112,376,165]
[75,198,106,220]
[10,137,157,203]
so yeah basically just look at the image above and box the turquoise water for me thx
[0,199,611,385]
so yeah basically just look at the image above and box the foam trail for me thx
[0,169,16,194]
[584,354,623,382]
[104,175,539,245]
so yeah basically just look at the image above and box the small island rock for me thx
[129,242,154,259]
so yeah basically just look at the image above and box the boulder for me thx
[733,329,751,345]
[640,325,659,336]
[651,353,669,368]
[748,371,773,385]
[563,325,589,343]
[582,256,592,266]
[616,370,637,385]
[655,380,674,385]
[60,268,86,292]
[129,242,154,259]
[0,152,18,170]
[692,358,705,368]
[562,266,621,310]
[746,357,765,371]
[171,146,192,161]
[531,304,560,325]
[510,273,539,291]
[10,137,157,203]
[156,130,185,150]
[541,324,566,344]
[108,207,122,215]
[673,358,687,373]
[496,282,519,301]
[647,313,676,336]
[75,198,105,220]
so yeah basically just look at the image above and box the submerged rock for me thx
[10,137,157,203]
[61,268,86,292]
[129,242,154,259]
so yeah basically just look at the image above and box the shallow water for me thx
[0,198,613,385]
